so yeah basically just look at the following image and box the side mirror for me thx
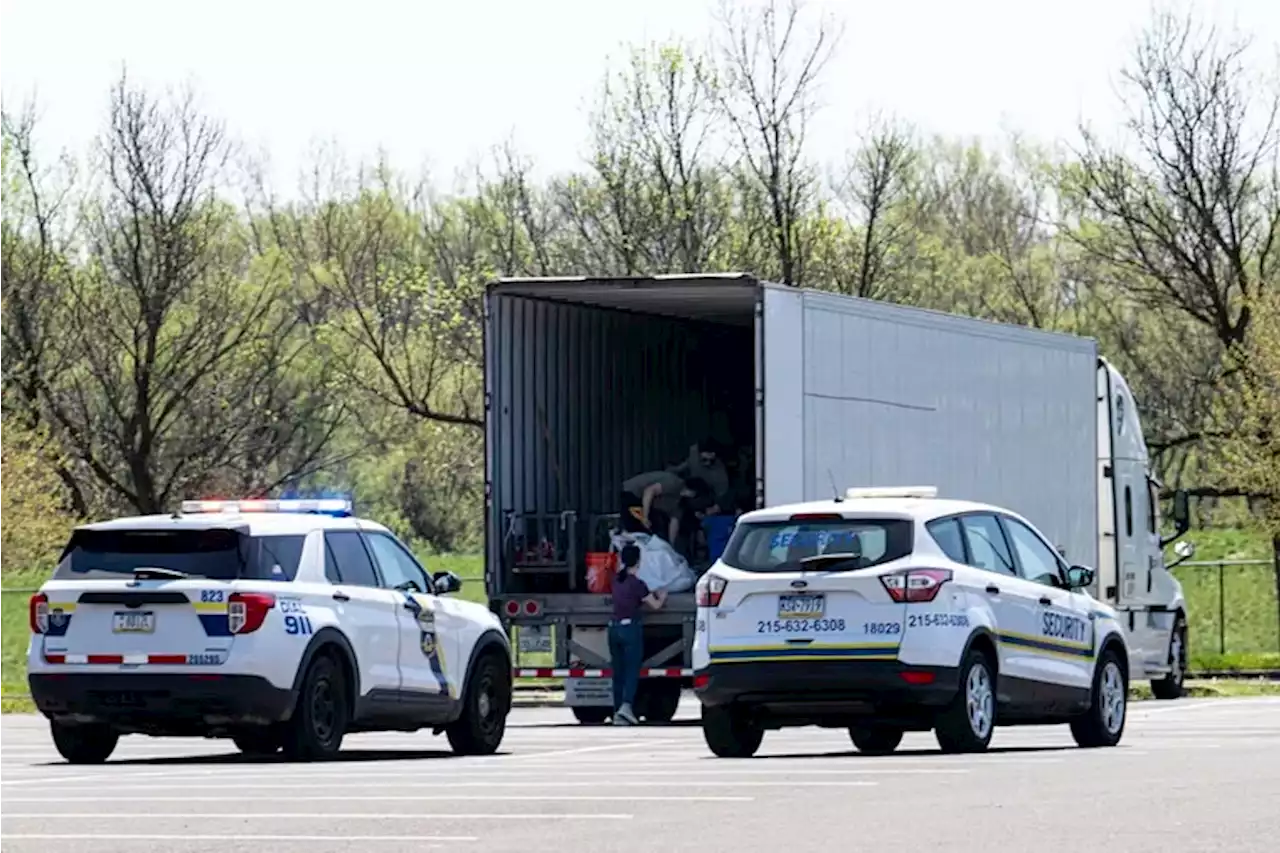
[1066,565,1095,590]
[432,570,463,595]
[1166,539,1196,569]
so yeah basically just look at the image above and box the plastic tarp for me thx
[608,531,696,593]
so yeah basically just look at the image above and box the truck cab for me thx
[1096,358,1192,698]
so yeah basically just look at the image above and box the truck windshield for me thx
[53,528,306,581]
[720,517,913,573]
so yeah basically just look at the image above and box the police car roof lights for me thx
[179,497,354,517]
[844,485,939,500]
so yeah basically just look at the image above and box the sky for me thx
[3,0,1279,196]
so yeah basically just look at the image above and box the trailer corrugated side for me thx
[760,286,1099,568]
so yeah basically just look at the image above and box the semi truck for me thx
[481,273,1194,723]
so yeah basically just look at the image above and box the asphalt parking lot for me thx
[3,695,1280,853]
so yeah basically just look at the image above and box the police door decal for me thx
[402,593,452,698]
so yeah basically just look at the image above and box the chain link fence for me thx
[2,560,1280,696]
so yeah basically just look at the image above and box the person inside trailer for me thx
[668,439,732,518]
[619,470,691,543]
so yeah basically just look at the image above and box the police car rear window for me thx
[54,529,307,581]
[720,518,913,573]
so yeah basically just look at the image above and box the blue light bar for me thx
[180,498,354,517]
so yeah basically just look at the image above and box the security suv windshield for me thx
[720,517,913,573]
[53,528,305,581]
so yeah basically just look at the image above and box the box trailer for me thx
[482,274,1191,722]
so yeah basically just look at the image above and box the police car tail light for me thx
[228,592,276,634]
[696,574,728,607]
[879,569,952,603]
[29,593,49,634]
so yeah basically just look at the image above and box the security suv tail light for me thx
[29,593,49,634]
[696,574,728,607]
[880,568,952,603]
[228,592,276,634]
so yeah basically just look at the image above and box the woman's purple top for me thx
[611,572,650,620]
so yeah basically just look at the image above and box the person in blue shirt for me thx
[609,543,668,725]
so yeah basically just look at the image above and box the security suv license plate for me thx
[777,594,825,619]
[112,611,155,634]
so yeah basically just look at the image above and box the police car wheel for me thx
[702,705,763,758]
[934,649,996,754]
[50,721,118,765]
[1150,617,1187,701]
[232,727,283,756]
[849,725,904,756]
[282,653,349,761]
[447,651,511,756]
[1070,648,1128,748]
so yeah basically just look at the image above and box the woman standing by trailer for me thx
[609,543,668,725]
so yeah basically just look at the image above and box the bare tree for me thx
[1,105,90,514]
[711,0,840,285]
[834,116,917,298]
[267,156,484,429]
[1072,9,1280,349]
[32,76,347,513]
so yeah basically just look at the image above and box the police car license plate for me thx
[112,611,155,634]
[777,594,825,619]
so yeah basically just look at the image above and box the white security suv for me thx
[692,487,1131,758]
[27,498,512,763]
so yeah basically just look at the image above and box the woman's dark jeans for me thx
[608,619,644,711]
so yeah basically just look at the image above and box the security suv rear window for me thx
[53,529,307,581]
[721,517,913,573]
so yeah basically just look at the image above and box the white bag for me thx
[609,531,696,593]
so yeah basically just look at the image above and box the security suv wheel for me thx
[1071,647,1128,748]
[51,721,118,764]
[282,653,349,761]
[702,705,763,758]
[447,652,511,755]
[934,648,996,754]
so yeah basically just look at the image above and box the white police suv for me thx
[692,487,1130,758]
[27,497,512,763]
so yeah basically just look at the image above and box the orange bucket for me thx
[585,551,619,594]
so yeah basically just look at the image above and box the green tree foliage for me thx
[2,2,1278,554]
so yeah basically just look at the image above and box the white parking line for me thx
[2,779,882,791]
[1,812,634,821]
[3,794,753,803]
[0,835,474,844]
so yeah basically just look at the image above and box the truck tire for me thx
[934,648,996,754]
[51,721,118,764]
[447,651,511,755]
[282,653,348,761]
[702,705,763,758]
[572,706,612,725]
[849,725,904,755]
[1150,615,1187,700]
[640,680,683,723]
[1070,647,1128,748]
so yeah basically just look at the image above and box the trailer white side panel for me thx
[761,286,805,509]
[768,289,1099,568]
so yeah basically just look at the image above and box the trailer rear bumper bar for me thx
[515,667,693,678]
